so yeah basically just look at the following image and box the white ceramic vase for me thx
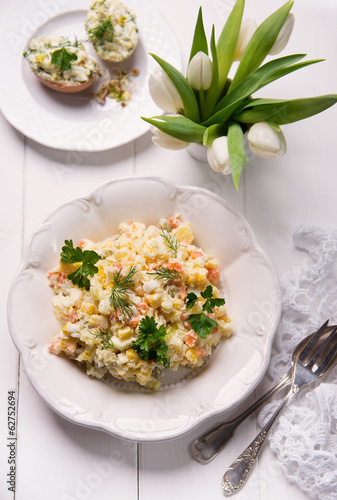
[187,142,208,162]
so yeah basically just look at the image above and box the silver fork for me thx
[221,321,337,496]
[192,326,321,464]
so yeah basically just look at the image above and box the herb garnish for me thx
[148,265,181,282]
[51,46,78,71]
[109,265,136,318]
[90,329,115,350]
[87,17,114,44]
[60,240,100,291]
[131,316,170,368]
[186,285,225,338]
[160,228,179,255]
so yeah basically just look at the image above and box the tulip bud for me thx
[150,124,189,150]
[269,13,295,55]
[149,67,184,113]
[234,19,258,61]
[247,122,287,159]
[207,136,232,174]
[187,51,213,90]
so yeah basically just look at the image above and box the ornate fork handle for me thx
[192,372,292,463]
[222,389,296,496]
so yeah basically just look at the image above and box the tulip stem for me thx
[199,90,206,122]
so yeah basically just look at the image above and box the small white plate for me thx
[7,177,281,441]
[0,0,180,151]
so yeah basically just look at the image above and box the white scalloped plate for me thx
[0,0,180,151]
[7,177,281,441]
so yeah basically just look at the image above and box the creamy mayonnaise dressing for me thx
[85,0,139,62]
[24,35,99,85]
[48,216,232,391]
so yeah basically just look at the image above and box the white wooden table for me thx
[1,0,336,499]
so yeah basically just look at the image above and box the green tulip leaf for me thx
[229,0,294,91]
[203,123,228,147]
[260,59,325,89]
[204,25,219,119]
[141,115,206,143]
[189,7,208,61]
[233,95,337,124]
[203,54,305,126]
[216,0,245,96]
[227,122,249,190]
[150,53,200,123]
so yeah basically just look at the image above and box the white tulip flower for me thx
[269,13,295,55]
[247,122,287,159]
[149,67,184,113]
[150,124,189,150]
[234,19,258,61]
[207,136,232,174]
[187,51,213,90]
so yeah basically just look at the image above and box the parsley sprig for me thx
[148,265,181,282]
[51,46,78,71]
[186,285,225,338]
[60,240,100,291]
[131,316,170,368]
[88,17,114,44]
[110,265,136,318]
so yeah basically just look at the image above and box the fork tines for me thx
[308,327,337,375]
[298,321,331,363]
[299,321,337,374]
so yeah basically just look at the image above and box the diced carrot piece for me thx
[168,216,183,229]
[67,308,78,322]
[138,302,150,313]
[191,251,203,259]
[198,347,208,358]
[167,262,183,273]
[129,316,140,328]
[185,330,198,347]
[207,268,220,282]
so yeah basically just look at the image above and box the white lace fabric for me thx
[257,224,337,500]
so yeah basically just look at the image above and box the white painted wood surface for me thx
[1,0,336,499]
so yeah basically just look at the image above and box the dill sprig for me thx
[109,265,136,318]
[160,229,179,255]
[148,265,181,282]
[90,329,115,350]
[87,17,114,44]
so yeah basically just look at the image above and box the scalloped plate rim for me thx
[7,176,281,442]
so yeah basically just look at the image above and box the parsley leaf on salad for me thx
[60,240,100,291]
[186,285,225,338]
[186,292,198,310]
[51,46,78,71]
[187,313,219,339]
[131,316,170,368]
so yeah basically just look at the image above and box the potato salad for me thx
[85,0,139,62]
[23,35,99,86]
[48,216,232,391]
